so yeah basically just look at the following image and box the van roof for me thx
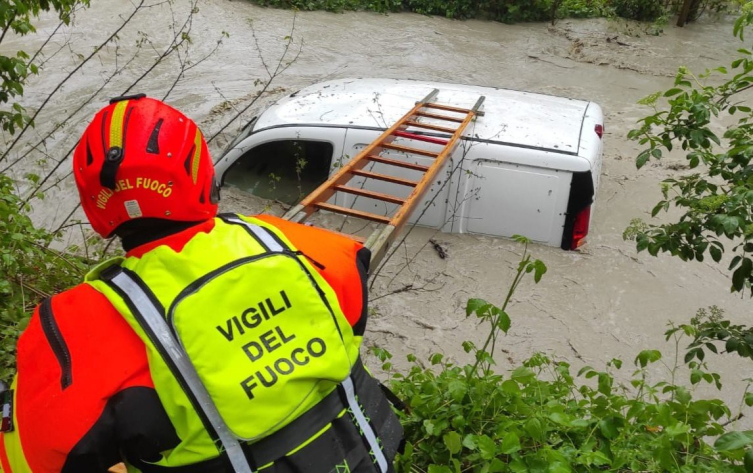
[254,78,593,154]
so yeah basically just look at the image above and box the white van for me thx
[214,78,604,250]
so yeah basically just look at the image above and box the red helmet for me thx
[74,95,219,238]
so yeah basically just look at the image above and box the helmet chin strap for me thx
[210,177,221,204]
[100,146,124,190]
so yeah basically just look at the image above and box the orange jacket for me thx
[0,215,371,472]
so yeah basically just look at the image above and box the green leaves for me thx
[466,298,491,317]
[732,257,752,292]
[0,0,90,133]
[394,330,742,473]
[477,434,497,460]
[629,10,753,295]
[529,259,547,283]
[636,149,651,169]
[442,431,462,455]
[715,431,753,451]
[499,432,521,454]
[710,244,723,263]
[388,210,745,473]
[635,349,662,368]
[248,0,571,22]
[663,88,684,97]
[0,176,86,381]
[745,449,753,473]
[427,465,452,473]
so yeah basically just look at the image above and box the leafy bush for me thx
[0,175,85,381]
[672,305,753,364]
[247,0,731,22]
[626,10,753,293]
[399,0,478,19]
[559,0,611,18]
[246,0,675,22]
[611,0,666,21]
[387,349,744,472]
[249,0,555,20]
[248,0,400,13]
[371,240,753,472]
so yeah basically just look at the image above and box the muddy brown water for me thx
[4,0,753,418]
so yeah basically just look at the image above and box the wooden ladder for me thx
[283,89,485,269]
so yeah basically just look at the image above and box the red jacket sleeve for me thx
[2,284,157,472]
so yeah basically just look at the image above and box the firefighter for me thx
[0,95,403,473]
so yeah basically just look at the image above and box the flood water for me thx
[4,0,753,412]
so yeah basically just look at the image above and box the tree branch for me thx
[207,13,302,144]
[1,44,142,174]
[0,0,146,165]
[0,9,17,47]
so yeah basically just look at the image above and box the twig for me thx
[0,0,147,164]
[2,44,141,174]
[163,34,226,101]
[720,413,744,427]
[527,54,574,69]
[207,12,302,144]
[27,9,74,66]
[19,238,84,273]
[121,0,198,96]
[370,284,414,301]
[370,136,478,289]
[20,143,77,205]
[370,280,444,302]
[12,275,50,300]
[51,203,81,237]
[22,2,203,204]
[0,9,17,47]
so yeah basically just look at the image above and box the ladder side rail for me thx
[367,108,481,269]
[283,90,440,223]
[390,110,478,226]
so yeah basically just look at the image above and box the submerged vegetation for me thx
[246,0,740,23]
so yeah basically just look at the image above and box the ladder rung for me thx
[351,169,419,187]
[334,185,407,205]
[414,111,465,123]
[381,143,439,157]
[405,121,458,134]
[424,103,474,114]
[314,202,392,224]
[366,155,430,172]
[393,130,449,145]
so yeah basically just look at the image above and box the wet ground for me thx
[4,0,753,414]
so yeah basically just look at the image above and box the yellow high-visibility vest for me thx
[87,215,363,469]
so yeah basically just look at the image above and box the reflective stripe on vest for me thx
[93,216,388,472]
[106,269,253,473]
[340,376,388,472]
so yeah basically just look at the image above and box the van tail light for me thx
[594,124,604,139]
[571,205,591,250]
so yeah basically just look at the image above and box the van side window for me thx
[222,140,333,205]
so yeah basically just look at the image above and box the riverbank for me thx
[243,0,724,25]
